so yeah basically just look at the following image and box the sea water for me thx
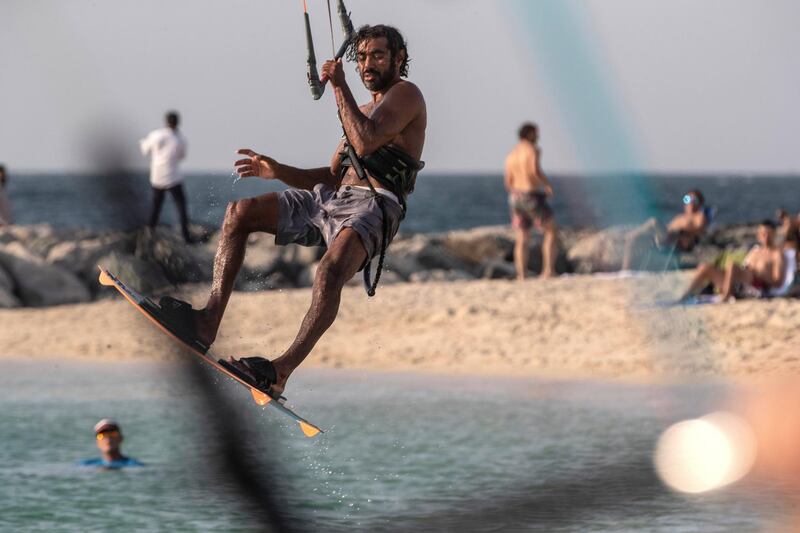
[0,359,788,532]
[5,173,800,234]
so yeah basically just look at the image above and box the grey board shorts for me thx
[276,183,403,267]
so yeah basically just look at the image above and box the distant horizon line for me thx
[5,169,800,179]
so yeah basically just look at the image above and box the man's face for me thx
[357,37,399,92]
[96,429,122,455]
[758,224,775,246]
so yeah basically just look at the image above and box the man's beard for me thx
[361,66,396,91]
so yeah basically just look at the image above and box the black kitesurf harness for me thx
[303,0,424,296]
[339,142,424,295]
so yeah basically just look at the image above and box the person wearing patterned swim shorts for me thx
[504,122,559,280]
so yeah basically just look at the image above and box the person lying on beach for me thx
[680,219,790,302]
[78,419,143,469]
[504,123,559,279]
[621,189,708,271]
[152,25,426,397]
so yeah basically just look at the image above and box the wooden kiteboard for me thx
[98,266,323,438]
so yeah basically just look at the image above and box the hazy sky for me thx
[2,0,799,174]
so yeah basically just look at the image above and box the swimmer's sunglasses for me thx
[96,430,121,440]
[683,194,695,205]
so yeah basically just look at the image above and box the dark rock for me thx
[567,226,630,273]
[2,224,94,258]
[135,227,214,284]
[0,245,91,307]
[0,287,20,308]
[242,233,283,274]
[282,244,324,268]
[441,226,512,265]
[0,263,14,292]
[0,264,20,308]
[271,244,325,283]
[0,220,783,306]
[96,251,171,295]
[480,259,516,280]
[47,233,135,283]
[386,234,472,279]
[236,270,295,292]
[367,268,404,287]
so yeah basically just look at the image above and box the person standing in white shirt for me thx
[139,111,192,243]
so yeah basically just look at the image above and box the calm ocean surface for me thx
[0,360,788,532]
[5,173,799,233]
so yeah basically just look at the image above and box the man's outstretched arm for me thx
[234,149,338,190]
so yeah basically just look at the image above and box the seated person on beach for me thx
[78,419,143,469]
[621,189,708,271]
[149,25,426,397]
[504,122,558,279]
[680,220,789,302]
[0,164,13,226]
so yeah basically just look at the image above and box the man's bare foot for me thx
[269,381,286,397]
[224,356,290,397]
[539,270,555,279]
[270,359,292,396]
[193,308,221,348]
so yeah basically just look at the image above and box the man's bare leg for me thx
[680,262,725,300]
[514,227,531,280]
[540,217,558,278]
[268,228,367,394]
[721,263,751,302]
[195,194,279,346]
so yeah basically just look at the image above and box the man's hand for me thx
[544,184,554,197]
[234,149,280,180]
[320,59,346,88]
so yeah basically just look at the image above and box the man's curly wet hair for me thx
[346,24,410,77]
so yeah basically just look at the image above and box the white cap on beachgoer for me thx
[93,418,120,434]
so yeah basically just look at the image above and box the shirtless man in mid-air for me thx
[681,219,787,302]
[504,122,558,280]
[157,24,426,396]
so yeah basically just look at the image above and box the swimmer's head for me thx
[94,419,123,455]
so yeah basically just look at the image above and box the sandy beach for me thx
[3,272,798,381]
